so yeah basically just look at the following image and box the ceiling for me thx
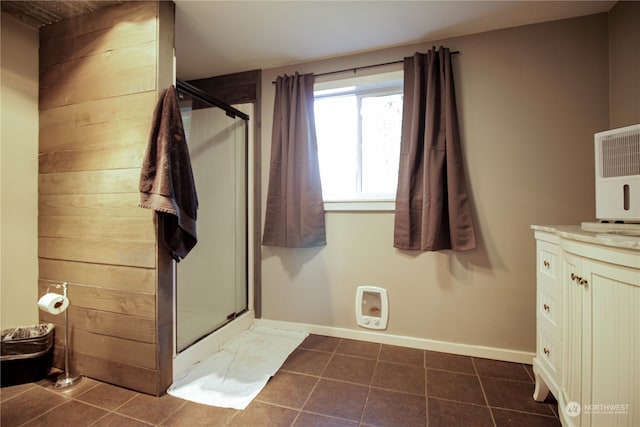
[173,0,615,80]
[2,1,616,80]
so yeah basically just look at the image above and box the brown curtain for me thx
[263,73,326,247]
[394,48,476,251]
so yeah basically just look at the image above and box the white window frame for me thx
[314,70,403,212]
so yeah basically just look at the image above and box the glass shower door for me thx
[176,95,247,352]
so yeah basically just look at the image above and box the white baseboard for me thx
[256,318,534,365]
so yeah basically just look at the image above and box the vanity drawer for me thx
[537,241,558,282]
[538,280,560,332]
[537,324,560,378]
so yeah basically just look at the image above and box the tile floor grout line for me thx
[0,384,36,405]
[87,411,109,426]
[109,391,143,413]
[16,398,68,427]
[487,404,561,418]
[156,397,189,426]
[425,365,429,427]
[289,373,321,426]
[523,363,536,382]
[357,382,373,427]
[472,356,498,427]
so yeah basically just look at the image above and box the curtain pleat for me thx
[263,72,326,247]
[394,48,476,251]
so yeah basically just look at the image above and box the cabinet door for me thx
[588,260,640,427]
[561,252,588,427]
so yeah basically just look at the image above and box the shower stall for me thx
[172,81,254,378]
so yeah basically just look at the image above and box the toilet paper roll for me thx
[38,293,69,315]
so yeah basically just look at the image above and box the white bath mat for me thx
[167,325,307,409]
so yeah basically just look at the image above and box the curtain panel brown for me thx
[263,73,326,248]
[394,48,476,251]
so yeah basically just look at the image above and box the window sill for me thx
[324,200,395,212]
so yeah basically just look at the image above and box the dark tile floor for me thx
[1,335,560,426]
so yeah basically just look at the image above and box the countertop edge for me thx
[531,224,640,251]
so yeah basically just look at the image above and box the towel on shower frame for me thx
[140,85,199,261]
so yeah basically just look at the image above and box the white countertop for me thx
[531,224,640,251]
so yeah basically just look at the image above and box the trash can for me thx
[1,323,55,387]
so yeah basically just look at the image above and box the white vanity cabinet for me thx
[532,225,640,427]
[532,230,562,402]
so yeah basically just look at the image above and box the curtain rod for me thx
[272,50,459,83]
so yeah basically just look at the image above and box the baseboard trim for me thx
[256,318,534,364]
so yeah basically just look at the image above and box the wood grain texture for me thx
[39,215,155,242]
[48,328,157,369]
[40,120,150,153]
[39,144,146,173]
[39,193,151,218]
[40,91,156,131]
[41,306,155,343]
[40,42,157,89]
[38,0,171,395]
[40,18,157,68]
[39,237,155,268]
[40,1,156,44]
[50,345,158,395]
[39,259,155,293]
[39,280,155,318]
[39,169,141,195]
[40,65,156,109]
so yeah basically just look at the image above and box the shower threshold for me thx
[173,310,255,382]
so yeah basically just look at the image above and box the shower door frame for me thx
[171,81,254,373]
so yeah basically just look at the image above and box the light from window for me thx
[314,77,402,203]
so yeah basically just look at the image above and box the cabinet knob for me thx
[543,304,550,312]
[543,348,550,356]
[543,260,550,268]
[579,278,588,287]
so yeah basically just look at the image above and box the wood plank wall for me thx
[38,1,175,395]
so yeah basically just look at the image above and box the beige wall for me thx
[260,13,609,355]
[608,1,640,128]
[0,13,39,329]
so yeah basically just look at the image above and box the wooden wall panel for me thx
[49,344,158,395]
[40,1,157,42]
[40,91,156,131]
[39,216,155,242]
[40,19,157,69]
[39,237,155,268]
[39,144,147,173]
[39,169,141,194]
[44,321,157,370]
[39,194,150,218]
[39,67,156,110]
[40,42,157,90]
[38,281,155,319]
[39,259,155,294]
[40,307,155,344]
[38,0,174,395]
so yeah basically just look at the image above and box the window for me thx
[314,71,403,211]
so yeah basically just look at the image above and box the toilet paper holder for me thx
[38,282,81,389]
[44,281,68,298]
